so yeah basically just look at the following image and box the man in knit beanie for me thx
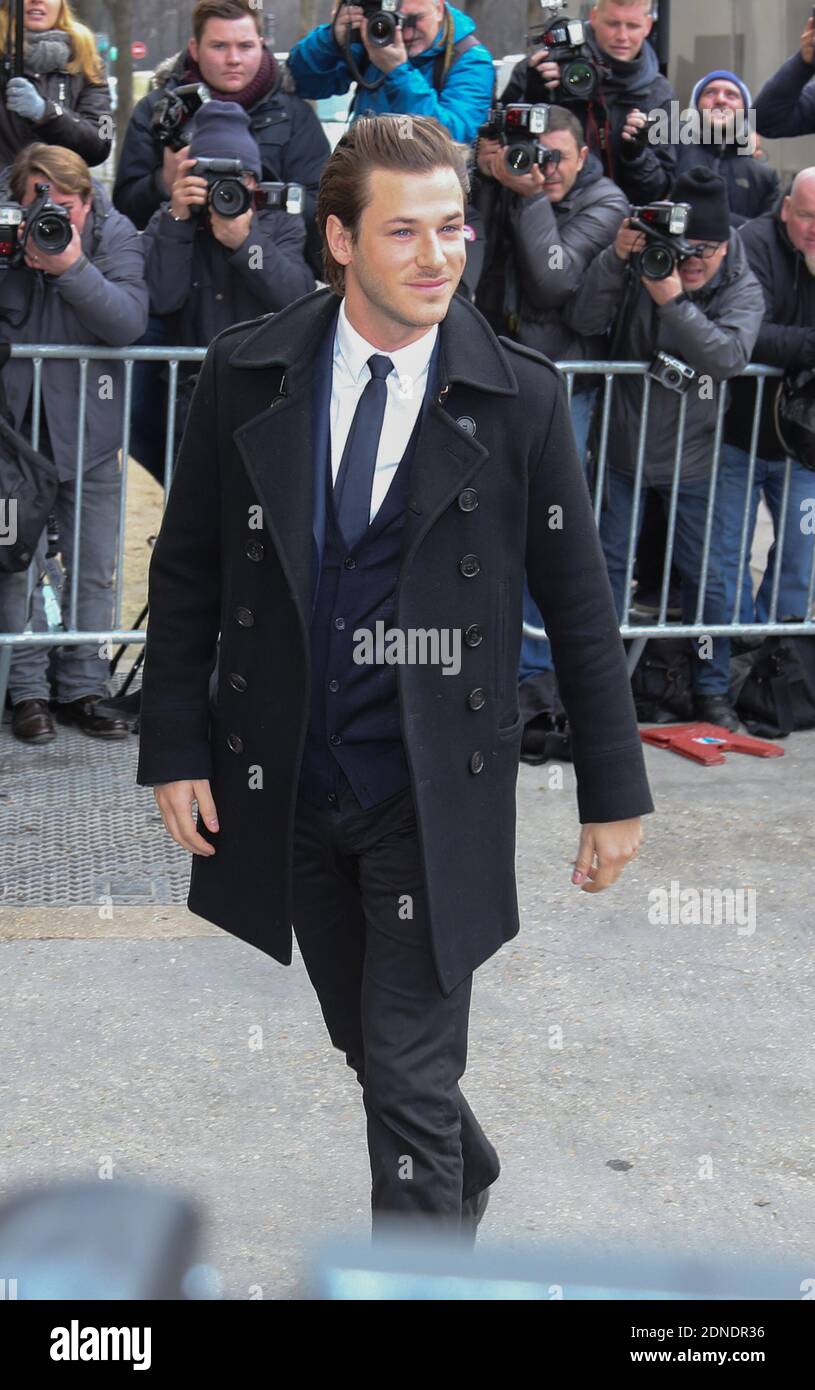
[675,70,779,226]
[561,165,766,731]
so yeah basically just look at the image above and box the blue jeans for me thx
[521,386,597,681]
[600,470,731,695]
[715,444,815,623]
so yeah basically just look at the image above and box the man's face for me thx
[399,0,445,58]
[537,129,587,203]
[329,166,466,336]
[189,17,263,92]
[697,79,745,124]
[782,181,815,259]
[678,237,728,292]
[590,2,653,63]
[22,175,91,235]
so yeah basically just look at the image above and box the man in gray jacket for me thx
[563,165,765,731]
[0,143,149,745]
[473,104,628,680]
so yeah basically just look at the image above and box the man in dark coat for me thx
[755,13,815,139]
[500,0,677,204]
[136,114,653,1240]
[676,71,779,227]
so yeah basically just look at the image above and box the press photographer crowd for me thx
[1,0,814,750]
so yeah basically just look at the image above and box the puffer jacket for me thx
[561,231,765,483]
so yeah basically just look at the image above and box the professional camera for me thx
[352,0,411,48]
[526,13,605,102]
[629,201,694,280]
[647,351,697,396]
[189,159,304,219]
[0,182,73,268]
[478,104,551,175]
[152,83,211,151]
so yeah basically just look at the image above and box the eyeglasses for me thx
[684,241,724,260]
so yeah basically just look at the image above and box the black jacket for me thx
[0,64,112,169]
[726,210,815,461]
[136,288,654,994]
[112,47,330,270]
[675,142,780,228]
[755,51,815,139]
[500,28,676,205]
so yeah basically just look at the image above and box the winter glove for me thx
[5,77,47,122]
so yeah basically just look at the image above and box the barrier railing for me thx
[0,350,813,713]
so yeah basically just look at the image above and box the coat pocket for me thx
[495,576,508,705]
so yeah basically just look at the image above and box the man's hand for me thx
[363,16,409,73]
[159,142,192,200]
[210,205,253,250]
[154,779,219,856]
[642,269,684,305]
[169,157,209,220]
[801,16,815,66]
[487,146,547,197]
[476,135,501,178]
[613,218,646,261]
[528,47,561,92]
[621,107,648,145]
[24,223,84,276]
[332,2,366,47]
[572,818,643,892]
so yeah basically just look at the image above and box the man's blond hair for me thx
[595,0,652,12]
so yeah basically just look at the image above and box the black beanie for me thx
[670,165,730,240]
[188,99,262,177]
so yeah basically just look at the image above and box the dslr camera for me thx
[628,201,694,280]
[648,351,697,396]
[478,103,551,175]
[526,5,607,103]
[350,0,414,48]
[189,159,304,218]
[0,182,73,268]
[152,83,211,151]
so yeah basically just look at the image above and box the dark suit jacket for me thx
[136,287,654,994]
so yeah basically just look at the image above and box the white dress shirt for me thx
[330,298,438,524]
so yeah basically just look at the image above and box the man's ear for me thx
[578,143,589,170]
[781,196,791,223]
[325,212,353,267]
[188,38,199,65]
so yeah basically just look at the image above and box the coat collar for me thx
[227,286,519,398]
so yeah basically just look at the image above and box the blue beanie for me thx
[188,99,262,177]
[691,70,752,112]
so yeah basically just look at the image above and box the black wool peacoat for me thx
[136,287,654,994]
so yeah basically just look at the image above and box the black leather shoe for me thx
[12,698,56,744]
[693,695,748,735]
[54,694,129,740]
[460,1185,491,1245]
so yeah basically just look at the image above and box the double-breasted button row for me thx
[459,554,480,579]
[468,688,486,711]
[227,733,244,754]
[458,488,478,512]
[469,751,484,775]
[464,624,482,648]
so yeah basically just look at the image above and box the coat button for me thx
[456,416,476,436]
[467,688,486,711]
[328,679,340,692]
[334,617,345,630]
[245,540,264,562]
[469,750,484,775]
[235,606,254,627]
[458,488,478,512]
[227,733,244,753]
[344,556,356,569]
[228,672,247,693]
[464,624,483,648]
[329,733,342,746]
[459,554,480,578]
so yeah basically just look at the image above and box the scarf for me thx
[182,43,279,109]
[23,27,73,74]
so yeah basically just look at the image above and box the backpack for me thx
[0,340,59,575]
[629,637,695,723]
[732,634,815,737]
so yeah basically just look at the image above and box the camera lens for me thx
[506,142,533,174]
[210,178,251,219]
[640,244,675,281]
[561,59,598,100]
[32,213,72,254]
[368,13,396,45]
[665,370,681,389]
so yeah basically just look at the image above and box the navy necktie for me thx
[334,353,394,550]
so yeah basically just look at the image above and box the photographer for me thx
[755,13,815,139]
[0,143,148,745]
[287,1,495,146]
[0,0,112,168]
[716,169,815,627]
[562,167,765,731]
[676,71,779,226]
[142,101,314,449]
[472,104,628,682]
[501,0,676,205]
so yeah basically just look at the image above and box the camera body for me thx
[353,0,413,48]
[629,201,694,280]
[152,83,211,151]
[648,351,697,395]
[526,15,606,102]
[189,159,304,219]
[0,182,73,269]
[478,103,551,175]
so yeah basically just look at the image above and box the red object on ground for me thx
[640,723,785,765]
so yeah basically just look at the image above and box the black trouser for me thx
[291,771,501,1236]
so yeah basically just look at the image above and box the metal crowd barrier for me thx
[0,350,813,715]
